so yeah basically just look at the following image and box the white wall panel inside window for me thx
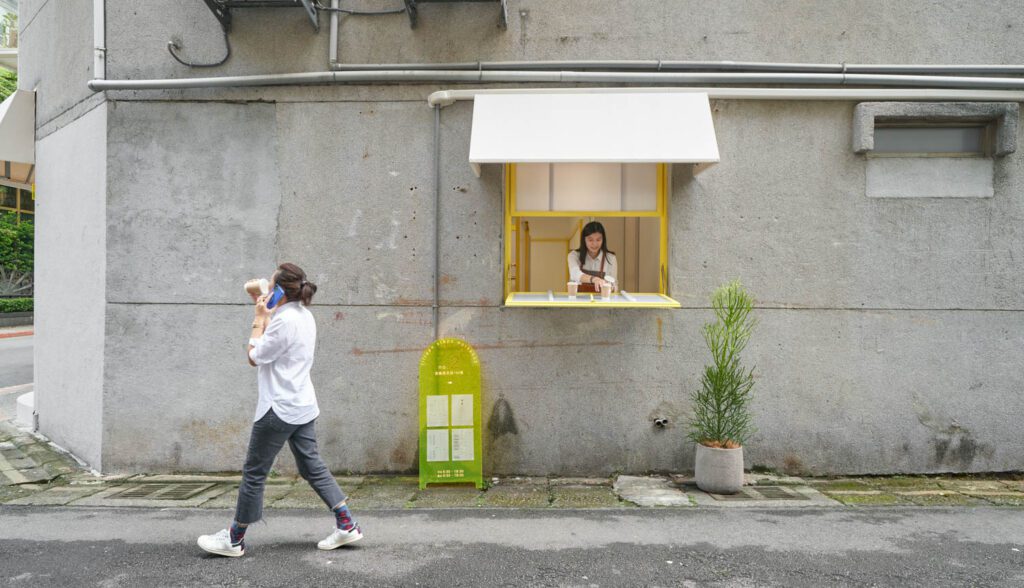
[515,164,551,211]
[552,163,621,211]
[622,163,658,211]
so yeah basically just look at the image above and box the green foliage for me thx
[688,280,758,448]
[0,212,33,274]
[0,297,32,313]
[0,69,14,101]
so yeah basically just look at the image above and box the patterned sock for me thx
[332,504,357,531]
[229,521,247,547]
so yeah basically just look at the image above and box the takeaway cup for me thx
[600,282,612,300]
[244,278,269,300]
[567,281,579,300]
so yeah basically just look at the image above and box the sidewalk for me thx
[2,420,1022,510]
[0,324,33,339]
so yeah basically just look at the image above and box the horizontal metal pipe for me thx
[89,69,1024,92]
[427,87,1024,106]
[331,60,1024,76]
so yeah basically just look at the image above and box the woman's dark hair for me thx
[274,262,317,306]
[576,221,615,266]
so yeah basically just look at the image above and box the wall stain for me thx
[913,396,995,469]
[333,312,345,321]
[656,317,663,352]
[783,455,804,475]
[352,341,621,356]
[488,395,519,436]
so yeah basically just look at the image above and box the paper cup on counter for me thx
[600,282,612,300]
[567,282,578,300]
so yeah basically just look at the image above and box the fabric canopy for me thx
[468,92,720,176]
[0,89,34,165]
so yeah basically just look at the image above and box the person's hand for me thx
[592,276,606,289]
[254,294,272,320]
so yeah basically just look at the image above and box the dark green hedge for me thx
[0,297,32,313]
[0,212,33,274]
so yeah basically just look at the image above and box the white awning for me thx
[468,92,719,176]
[0,48,16,72]
[0,89,35,165]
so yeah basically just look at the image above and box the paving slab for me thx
[69,482,232,508]
[549,477,611,486]
[965,492,1024,506]
[898,492,990,507]
[346,482,417,510]
[868,477,943,491]
[6,485,106,506]
[746,473,806,486]
[937,480,1010,493]
[614,476,692,507]
[0,483,33,503]
[686,483,841,507]
[271,484,335,509]
[827,492,910,506]
[550,485,623,508]
[200,483,295,509]
[807,479,875,492]
[479,484,551,508]
[412,485,484,508]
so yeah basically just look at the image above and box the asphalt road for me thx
[0,334,32,421]
[1,506,1022,587]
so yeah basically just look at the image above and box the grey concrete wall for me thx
[34,102,107,469]
[27,0,1024,474]
[103,1,1024,80]
[93,95,1024,476]
[17,0,97,129]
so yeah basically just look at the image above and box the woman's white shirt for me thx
[567,250,617,285]
[247,301,320,425]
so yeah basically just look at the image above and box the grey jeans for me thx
[235,408,346,524]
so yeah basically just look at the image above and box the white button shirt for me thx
[247,301,320,425]
[567,250,617,286]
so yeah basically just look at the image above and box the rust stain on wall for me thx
[352,341,621,356]
[334,312,345,321]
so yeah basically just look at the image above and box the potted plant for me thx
[688,279,757,494]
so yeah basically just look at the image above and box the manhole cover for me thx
[708,486,810,501]
[112,483,214,500]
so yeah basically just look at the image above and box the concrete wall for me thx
[34,103,107,469]
[22,0,1024,474]
[18,0,98,128]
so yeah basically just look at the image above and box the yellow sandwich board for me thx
[418,338,483,489]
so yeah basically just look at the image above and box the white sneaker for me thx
[317,525,363,550]
[197,529,245,557]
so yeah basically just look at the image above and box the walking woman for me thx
[198,263,361,557]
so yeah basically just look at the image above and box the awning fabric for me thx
[468,92,720,176]
[0,89,35,165]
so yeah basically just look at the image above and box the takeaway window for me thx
[854,102,1017,198]
[467,91,721,308]
[503,163,680,308]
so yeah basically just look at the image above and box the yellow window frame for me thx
[503,163,674,307]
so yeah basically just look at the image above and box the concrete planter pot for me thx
[694,444,744,494]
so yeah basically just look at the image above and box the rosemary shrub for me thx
[688,280,757,448]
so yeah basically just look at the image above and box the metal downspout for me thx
[93,0,105,80]
[432,104,441,342]
[328,0,338,67]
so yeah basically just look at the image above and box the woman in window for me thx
[568,221,617,292]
